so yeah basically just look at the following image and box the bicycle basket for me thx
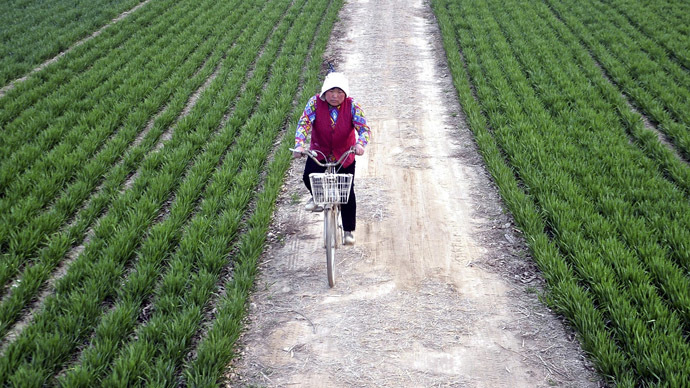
[309,173,353,205]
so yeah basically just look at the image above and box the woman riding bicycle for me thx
[292,71,371,245]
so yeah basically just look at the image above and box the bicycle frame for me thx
[290,147,355,287]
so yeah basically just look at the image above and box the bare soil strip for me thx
[230,0,603,386]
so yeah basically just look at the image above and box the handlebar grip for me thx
[289,148,317,157]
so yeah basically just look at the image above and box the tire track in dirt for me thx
[229,0,603,386]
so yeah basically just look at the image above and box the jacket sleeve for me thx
[352,100,371,147]
[295,95,318,148]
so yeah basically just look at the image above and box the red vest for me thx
[310,96,356,168]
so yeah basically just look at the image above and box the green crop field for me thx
[0,0,146,88]
[0,0,343,385]
[432,0,690,385]
[1,0,689,386]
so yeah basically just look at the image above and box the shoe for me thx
[304,198,323,212]
[343,231,355,245]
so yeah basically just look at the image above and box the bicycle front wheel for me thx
[325,207,337,287]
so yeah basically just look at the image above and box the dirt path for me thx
[229,0,603,386]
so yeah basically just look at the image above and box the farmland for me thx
[432,0,690,385]
[0,0,342,385]
[1,0,689,386]
[0,0,146,88]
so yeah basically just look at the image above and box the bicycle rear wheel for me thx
[325,207,337,287]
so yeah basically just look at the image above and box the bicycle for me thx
[290,147,355,287]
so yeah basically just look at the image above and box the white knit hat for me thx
[319,72,349,100]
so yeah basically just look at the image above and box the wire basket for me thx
[309,173,353,205]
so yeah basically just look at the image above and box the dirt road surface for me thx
[229,0,603,386]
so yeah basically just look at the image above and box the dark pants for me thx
[303,157,356,231]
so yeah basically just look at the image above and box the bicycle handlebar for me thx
[289,147,355,168]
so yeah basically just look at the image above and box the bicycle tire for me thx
[325,207,336,287]
[334,205,340,248]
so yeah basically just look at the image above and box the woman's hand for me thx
[354,144,365,156]
[292,146,304,158]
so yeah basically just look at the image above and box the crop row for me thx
[0,0,163,130]
[601,0,690,68]
[0,0,255,342]
[0,0,215,285]
[0,0,343,385]
[63,0,314,383]
[527,0,690,199]
[0,0,206,192]
[545,0,690,161]
[0,0,234,321]
[0,0,185,153]
[181,1,344,382]
[0,0,143,87]
[3,0,255,372]
[432,0,690,385]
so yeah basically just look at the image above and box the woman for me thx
[292,72,371,245]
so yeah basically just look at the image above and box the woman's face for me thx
[324,88,346,106]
